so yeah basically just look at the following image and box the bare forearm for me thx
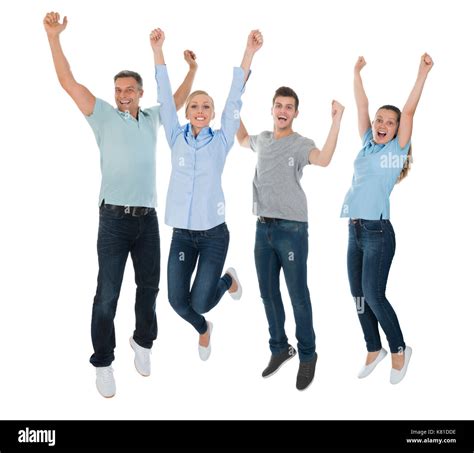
[48,35,76,88]
[173,67,196,110]
[237,119,250,147]
[240,50,255,81]
[354,72,368,109]
[319,120,342,166]
[403,73,428,116]
[153,48,165,66]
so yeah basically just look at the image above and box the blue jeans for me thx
[167,223,232,334]
[347,219,406,354]
[254,219,316,362]
[90,205,160,367]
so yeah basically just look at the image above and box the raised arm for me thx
[173,50,197,110]
[220,30,263,148]
[43,12,95,116]
[240,30,263,80]
[309,101,345,167]
[150,28,180,146]
[354,56,370,139]
[397,53,434,149]
[237,119,251,148]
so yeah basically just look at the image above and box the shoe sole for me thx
[129,338,151,377]
[96,383,115,398]
[262,353,296,379]
[296,378,315,392]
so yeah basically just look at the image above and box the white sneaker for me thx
[357,348,388,378]
[96,366,116,398]
[390,346,412,385]
[129,337,151,377]
[198,321,213,361]
[225,267,242,300]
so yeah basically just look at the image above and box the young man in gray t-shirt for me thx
[237,86,344,390]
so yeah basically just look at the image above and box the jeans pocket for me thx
[361,220,383,233]
[204,223,229,238]
[100,205,125,220]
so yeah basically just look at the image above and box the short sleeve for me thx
[295,137,316,168]
[249,134,259,152]
[393,136,411,156]
[362,128,372,146]
[85,98,114,132]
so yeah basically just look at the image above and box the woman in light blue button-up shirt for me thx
[342,54,433,384]
[150,28,263,360]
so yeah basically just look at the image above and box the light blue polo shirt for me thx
[85,98,161,207]
[341,128,411,220]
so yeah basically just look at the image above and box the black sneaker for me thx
[296,353,318,391]
[262,345,296,378]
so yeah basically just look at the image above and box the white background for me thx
[1,0,472,420]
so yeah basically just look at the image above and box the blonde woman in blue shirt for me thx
[341,54,433,384]
[150,28,263,360]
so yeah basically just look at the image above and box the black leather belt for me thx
[258,216,279,223]
[103,203,153,217]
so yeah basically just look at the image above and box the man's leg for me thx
[273,220,315,363]
[254,221,288,355]
[90,208,132,367]
[130,211,160,349]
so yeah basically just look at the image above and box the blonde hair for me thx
[185,90,215,114]
[397,145,413,183]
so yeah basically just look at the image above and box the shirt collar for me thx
[117,107,142,122]
[184,123,214,140]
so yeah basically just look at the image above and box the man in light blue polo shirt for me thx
[44,12,197,398]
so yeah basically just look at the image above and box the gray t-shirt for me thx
[249,131,316,222]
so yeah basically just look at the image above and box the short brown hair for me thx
[272,86,299,111]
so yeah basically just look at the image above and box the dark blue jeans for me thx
[167,223,232,334]
[347,219,406,354]
[254,219,316,362]
[90,205,160,367]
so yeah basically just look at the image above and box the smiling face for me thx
[372,108,399,144]
[272,96,299,131]
[114,77,143,116]
[185,93,215,133]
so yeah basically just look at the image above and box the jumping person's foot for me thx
[390,346,412,384]
[262,345,296,378]
[225,267,242,300]
[129,337,151,377]
[96,366,116,398]
[296,354,318,391]
[198,321,213,361]
[358,348,387,378]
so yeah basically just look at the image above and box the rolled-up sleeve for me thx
[219,67,248,152]
[155,65,181,147]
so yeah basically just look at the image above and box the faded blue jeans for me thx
[167,223,232,334]
[254,219,316,362]
[347,219,406,354]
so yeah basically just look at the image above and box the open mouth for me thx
[277,116,288,122]
[119,100,131,106]
[376,131,388,140]
[194,116,206,121]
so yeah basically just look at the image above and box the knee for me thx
[361,283,382,306]
[191,294,208,315]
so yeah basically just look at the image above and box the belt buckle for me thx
[132,206,149,217]
[258,216,267,223]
